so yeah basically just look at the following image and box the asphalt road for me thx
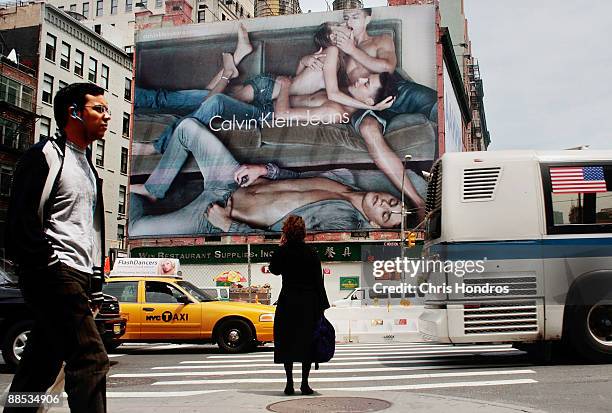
[1,342,611,412]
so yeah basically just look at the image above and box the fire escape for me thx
[0,64,38,153]
[466,59,490,151]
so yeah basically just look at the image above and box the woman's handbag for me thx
[312,315,335,370]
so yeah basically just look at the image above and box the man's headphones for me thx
[70,104,83,122]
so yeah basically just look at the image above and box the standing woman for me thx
[269,215,330,396]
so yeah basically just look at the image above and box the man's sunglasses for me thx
[84,105,111,115]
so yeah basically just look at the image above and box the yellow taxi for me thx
[102,276,275,353]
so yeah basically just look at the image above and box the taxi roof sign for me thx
[110,258,181,278]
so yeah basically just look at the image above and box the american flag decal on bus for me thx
[550,166,607,194]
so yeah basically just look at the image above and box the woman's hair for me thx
[313,22,349,88]
[314,22,335,49]
[157,259,176,274]
[282,215,306,244]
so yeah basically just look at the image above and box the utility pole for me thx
[400,154,412,283]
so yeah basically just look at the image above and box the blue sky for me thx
[298,0,612,150]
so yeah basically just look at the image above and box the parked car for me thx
[0,260,126,368]
[103,276,275,353]
[198,287,230,301]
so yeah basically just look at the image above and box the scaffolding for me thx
[254,0,300,17]
[465,59,490,151]
[332,0,362,11]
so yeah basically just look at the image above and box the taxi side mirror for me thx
[177,295,191,305]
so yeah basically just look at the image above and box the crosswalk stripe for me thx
[176,348,517,365]
[151,369,536,386]
[155,355,522,370]
[318,378,538,391]
[203,346,517,360]
[112,363,527,378]
[106,390,226,398]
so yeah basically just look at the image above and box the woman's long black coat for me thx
[269,241,330,364]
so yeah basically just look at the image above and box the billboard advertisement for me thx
[443,60,464,152]
[129,5,438,237]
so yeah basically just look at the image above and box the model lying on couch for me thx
[129,118,403,236]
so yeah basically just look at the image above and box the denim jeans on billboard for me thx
[139,86,270,154]
[135,88,210,111]
[130,118,241,236]
[351,79,438,135]
[144,93,268,198]
[135,88,211,154]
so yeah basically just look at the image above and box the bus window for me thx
[546,164,612,233]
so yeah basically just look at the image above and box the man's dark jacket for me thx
[5,132,106,292]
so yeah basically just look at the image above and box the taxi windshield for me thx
[176,281,214,302]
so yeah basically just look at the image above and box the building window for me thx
[198,10,205,22]
[124,77,131,101]
[70,4,77,11]
[118,185,126,214]
[96,140,104,167]
[94,24,101,34]
[0,75,33,111]
[111,0,117,14]
[0,165,13,196]
[21,85,33,111]
[42,74,54,104]
[101,64,109,89]
[45,33,57,62]
[96,0,103,16]
[74,49,84,77]
[155,0,162,7]
[60,42,71,70]
[83,2,89,18]
[0,118,20,149]
[125,0,132,12]
[59,80,68,91]
[88,57,97,83]
[40,117,51,140]
[120,147,128,174]
[122,112,130,136]
[117,224,125,244]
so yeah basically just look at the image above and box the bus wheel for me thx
[568,297,612,363]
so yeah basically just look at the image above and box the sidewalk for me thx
[62,389,547,413]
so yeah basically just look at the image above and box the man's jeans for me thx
[130,118,249,236]
[352,79,438,135]
[5,264,109,413]
[136,89,267,155]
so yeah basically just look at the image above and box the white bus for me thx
[418,150,612,362]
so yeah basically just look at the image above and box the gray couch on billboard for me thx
[132,20,437,194]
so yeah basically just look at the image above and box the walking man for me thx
[4,83,111,412]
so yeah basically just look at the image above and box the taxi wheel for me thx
[216,319,254,353]
[2,320,34,369]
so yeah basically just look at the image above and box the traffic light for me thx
[406,232,417,248]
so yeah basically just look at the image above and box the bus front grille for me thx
[463,276,538,298]
[463,301,538,335]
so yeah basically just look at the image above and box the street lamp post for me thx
[400,154,411,283]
